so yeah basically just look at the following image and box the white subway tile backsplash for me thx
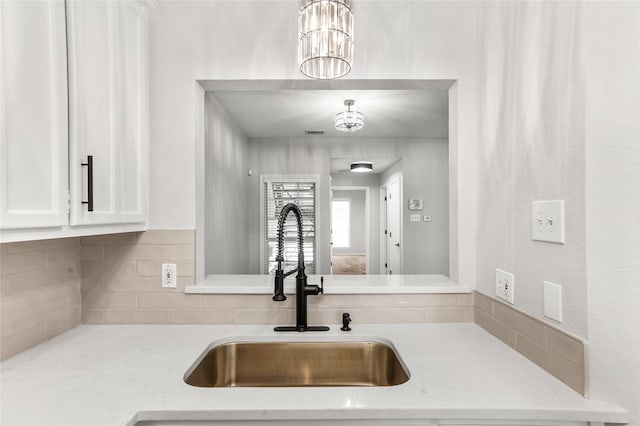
[136,230,194,245]
[168,309,233,324]
[233,308,295,325]
[81,309,106,325]
[81,245,104,262]
[79,231,474,326]
[83,291,138,309]
[46,245,81,267]
[136,260,194,277]
[104,309,170,324]
[424,307,473,322]
[0,324,45,360]
[546,326,585,367]
[1,250,46,276]
[137,292,201,309]
[45,310,81,340]
[474,290,587,396]
[1,238,81,360]
[2,230,476,360]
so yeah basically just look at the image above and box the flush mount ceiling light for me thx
[350,161,373,173]
[298,0,354,80]
[335,99,364,132]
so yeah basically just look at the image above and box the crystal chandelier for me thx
[335,100,364,132]
[298,0,354,80]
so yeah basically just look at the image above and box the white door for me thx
[0,0,69,230]
[380,187,388,273]
[329,189,334,273]
[387,179,401,274]
[67,0,147,226]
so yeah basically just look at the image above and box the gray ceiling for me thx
[210,89,449,139]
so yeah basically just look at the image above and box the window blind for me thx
[263,180,316,274]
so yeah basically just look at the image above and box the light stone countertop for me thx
[0,323,628,426]
[187,274,471,294]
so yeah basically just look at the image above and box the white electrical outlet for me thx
[495,268,515,304]
[543,281,563,322]
[531,200,565,243]
[162,263,177,288]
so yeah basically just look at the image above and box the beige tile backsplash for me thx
[473,291,588,396]
[0,238,81,360]
[0,229,588,400]
[79,230,473,326]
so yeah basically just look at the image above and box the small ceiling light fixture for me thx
[298,0,354,80]
[350,161,373,173]
[335,99,364,133]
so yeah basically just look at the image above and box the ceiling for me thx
[210,89,449,139]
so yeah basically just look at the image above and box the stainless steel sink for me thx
[184,340,410,387]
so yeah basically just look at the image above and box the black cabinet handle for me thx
[81,155,94,212]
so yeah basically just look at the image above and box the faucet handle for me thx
[273,269,286,302]
[319,276,324,294]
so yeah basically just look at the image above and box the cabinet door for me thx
[67,0,147,226]
[0,0,69,230]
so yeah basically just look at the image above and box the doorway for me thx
[330,186,369,275]
[381,177,402,275]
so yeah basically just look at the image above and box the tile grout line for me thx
[481,298,585,369]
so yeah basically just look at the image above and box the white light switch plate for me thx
[544,281,563,322]
[162,263,177,288]
[410,214,420,222]
[532,200,565,243]
[495,268,515,304]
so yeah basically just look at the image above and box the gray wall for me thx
[380,141,450,274]
[247,137,448,275]
[331,189,367,255]
[204,93,250,274]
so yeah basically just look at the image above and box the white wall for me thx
[473,1,640,420]
[583,2,640,424]
[204,94,250,275]
[474,1,587,338]
[147,0,478,285]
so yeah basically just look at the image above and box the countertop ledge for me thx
[1,324,628,426]
[187,274,472,294]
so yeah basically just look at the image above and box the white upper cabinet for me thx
[67,0,148,226]
[0,0,69,230]
[0,0,148,241]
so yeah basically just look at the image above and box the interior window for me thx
[263,179,316,274]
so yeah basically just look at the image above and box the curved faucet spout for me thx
[275,203,306,272]
[272,203,306,302]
